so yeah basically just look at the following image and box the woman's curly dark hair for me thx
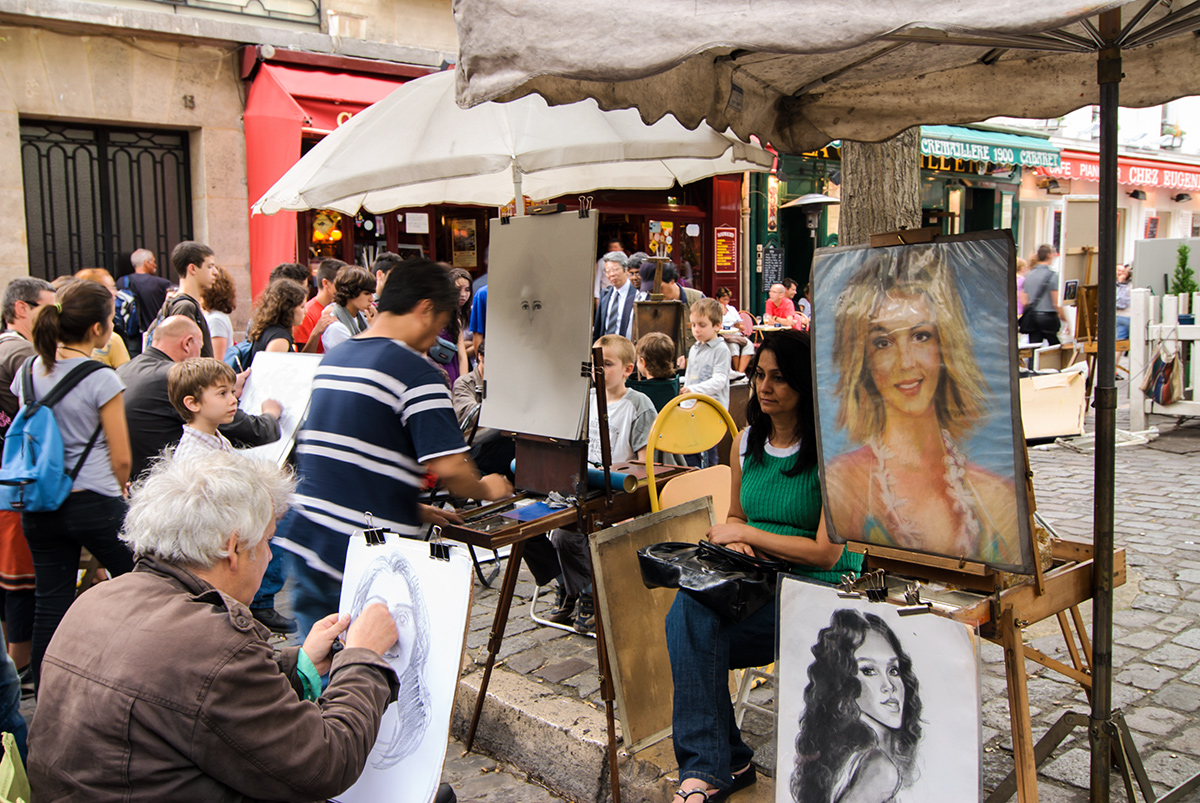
[201,266,237,315]
[791,609,922,803]
[247,279,306,343]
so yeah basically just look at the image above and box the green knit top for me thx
[739,445,862,584]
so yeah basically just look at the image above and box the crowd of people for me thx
[0,237,848,801]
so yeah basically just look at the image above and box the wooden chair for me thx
[645,393,738,514]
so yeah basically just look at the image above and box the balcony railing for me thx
[145,0,321,26]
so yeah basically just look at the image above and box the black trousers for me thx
[21,491,134,690]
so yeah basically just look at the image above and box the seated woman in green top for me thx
[666,330,861,803]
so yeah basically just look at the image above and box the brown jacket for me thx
[28,556,399,802]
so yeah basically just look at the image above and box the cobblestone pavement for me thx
[460,405,1200,802]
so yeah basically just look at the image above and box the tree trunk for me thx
[840,129,922,247]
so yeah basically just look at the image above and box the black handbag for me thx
[637,541,790,622]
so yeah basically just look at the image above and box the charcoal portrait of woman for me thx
[791,609,923,803]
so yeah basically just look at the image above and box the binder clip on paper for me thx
[362,512,388,546]
[428,525,451,562]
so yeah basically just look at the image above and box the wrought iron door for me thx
[20,121,193,280]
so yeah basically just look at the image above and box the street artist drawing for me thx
[814,236,1032,572]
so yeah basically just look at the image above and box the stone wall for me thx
[0,26,252,324]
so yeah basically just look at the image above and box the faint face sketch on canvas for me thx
[350,552,432,769]
[520,297,543,324]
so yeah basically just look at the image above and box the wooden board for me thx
[589,497,714,752]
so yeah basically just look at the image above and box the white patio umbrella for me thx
[252,69,773,216]
[452,3,1200,802]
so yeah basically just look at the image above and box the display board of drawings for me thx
[775,577,981,803]
[237,352,323,465]
[333,534,473,803]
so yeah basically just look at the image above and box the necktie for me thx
[606,289,620,334]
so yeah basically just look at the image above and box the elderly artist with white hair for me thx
[27,450,402,802]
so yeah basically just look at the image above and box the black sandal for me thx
[705,765,757,803]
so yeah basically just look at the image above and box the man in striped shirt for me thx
[276,259,513,635]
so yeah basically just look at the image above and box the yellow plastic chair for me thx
[646,393,738,514]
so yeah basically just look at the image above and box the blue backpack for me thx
[114,275,140,342]
[223,339,253,373]
[0,358,107,512]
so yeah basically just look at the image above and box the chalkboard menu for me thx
[761,243,785,291]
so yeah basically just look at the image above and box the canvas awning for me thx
[453,1,1200,154]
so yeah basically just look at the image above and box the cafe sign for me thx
[1037,152,1200,191]
[919,136,1061,168]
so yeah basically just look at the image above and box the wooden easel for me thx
[634,256,687,361]
[1073,284,1130,402]
[456,347,630,803]
[841,228,1121,802]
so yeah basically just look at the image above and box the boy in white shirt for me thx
[681,298,732,468]
[167,358,239,460]
[548,335,656,635]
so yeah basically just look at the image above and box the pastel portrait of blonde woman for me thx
[823,244,1020,566]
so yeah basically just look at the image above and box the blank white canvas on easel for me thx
[479,213,598,440]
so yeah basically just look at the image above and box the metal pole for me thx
[1090,10,1121,801]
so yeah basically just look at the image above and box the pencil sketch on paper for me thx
[237,351,322,465]
[334,535,473,803]
[775,578,981,803]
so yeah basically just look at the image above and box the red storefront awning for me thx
[243,64,415,297]
[1037,150,1200,192]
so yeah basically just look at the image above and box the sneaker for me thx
[17,665,33,698]
[545,584,577,625]
[573,594,595,636]
[252,607,298,634]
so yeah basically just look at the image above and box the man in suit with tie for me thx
[593,252,637,340]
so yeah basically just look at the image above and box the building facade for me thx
[2,0,456,325]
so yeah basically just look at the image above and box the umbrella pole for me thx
[513,164,526,217]
[1089,11,1120,802]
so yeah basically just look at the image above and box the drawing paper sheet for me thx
[775,578,980,803]
[479,213,597,440]
[334,534,473,803]
[236,352,322,465]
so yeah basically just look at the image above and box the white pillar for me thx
[1130,288,1150,431]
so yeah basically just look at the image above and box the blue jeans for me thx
[665,591,776,788]
[251,548,288,610]
[1116,315,1130,341]
[286,552,342,639]
[0,629,27,764]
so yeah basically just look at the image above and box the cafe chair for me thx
[645,393,738,514]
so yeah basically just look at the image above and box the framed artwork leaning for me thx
[811,231,1034,573]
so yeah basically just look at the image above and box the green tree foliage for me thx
[1171,244,1198,296]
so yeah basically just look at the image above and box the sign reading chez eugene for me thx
[1037,152,1200,191]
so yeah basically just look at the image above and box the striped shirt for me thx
[274,337,468,580]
